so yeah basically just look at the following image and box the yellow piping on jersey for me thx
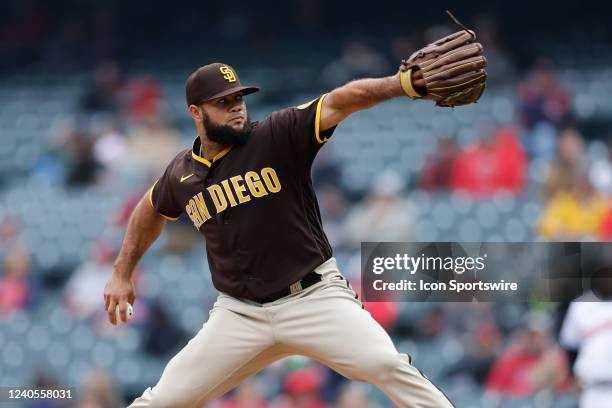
[296,98,317,110]
[315,94,330,144]
[148,180,179,221]
[192,145,233,167]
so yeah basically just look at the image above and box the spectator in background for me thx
[143,300,190,357]
[334,383,379,408]
[26,370,69,408]
[485,312,570,397]
[519,59,572,130]
[340,170,414,248]
[538,178,608,241]
[75,370,125,408]
[518,60,572,160]
[589,139,612,198]
[63,241,116,320]
[414,306,447,340]
[64,241,145,327]
[81,61,124,113]
[125,115,182,175]
[390,304,447,341]
[446,323,501,386]
[0,251,35,315]
[418,137,458,191]
[83,61,164,122]
[450,127,526,197]
[542,128,587,202]
[90,118,132,186]
[275,367,329,408]
[218,380,271,408]
[66,132,102,186]
[34,123,103,187]
[124,76,165,123]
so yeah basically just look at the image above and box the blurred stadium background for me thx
[0,1,611,407]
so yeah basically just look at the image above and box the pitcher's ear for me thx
[188,105,203,122]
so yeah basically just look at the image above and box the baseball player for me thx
[561,292,612,408]
[104,23,486,408]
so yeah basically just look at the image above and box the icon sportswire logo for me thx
[180,174,194,183]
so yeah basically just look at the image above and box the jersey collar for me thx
[191,137,233,167]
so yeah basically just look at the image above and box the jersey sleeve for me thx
[149,159,183,221]
[268,94,337,165]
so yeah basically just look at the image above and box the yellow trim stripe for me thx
[315,94,329,144]
[191,144,233,167]
[400,68,424,99]
[191,151,212,167]
[148,181,156,208]
[159,213,179,221]
[213,145,233,162]
[296,98,317,110]
[148,180,179,221]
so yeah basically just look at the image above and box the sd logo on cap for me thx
[219,66,237,83]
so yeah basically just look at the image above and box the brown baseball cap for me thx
[185,63,259,106]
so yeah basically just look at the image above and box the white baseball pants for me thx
[128,258,454,407]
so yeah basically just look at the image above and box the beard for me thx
[203,113,253,146]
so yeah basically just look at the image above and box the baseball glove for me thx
[399,11,487,107]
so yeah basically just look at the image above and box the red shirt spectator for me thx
[275,367,329,408]
[451,127,526,197]
[486,327,571,396]
[125,77,164,121]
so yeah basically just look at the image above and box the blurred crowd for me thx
[1,2,612,408]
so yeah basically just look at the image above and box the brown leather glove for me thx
[399,12,487,107]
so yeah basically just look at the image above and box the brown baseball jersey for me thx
[149,95,336,302]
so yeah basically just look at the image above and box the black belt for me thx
[261,271,322,303]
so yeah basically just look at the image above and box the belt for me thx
[261,271,322,303]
